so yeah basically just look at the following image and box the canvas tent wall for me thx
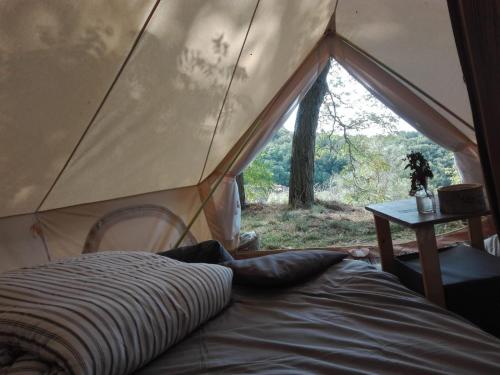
[0,0,493,272]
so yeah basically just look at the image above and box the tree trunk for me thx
[236,173,246,210]
[289,61,330,208]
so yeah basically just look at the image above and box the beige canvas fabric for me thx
[330,36,483,185]
[198,176,242,250]
[0,0,156,217]
[201,0,337,181]
[38,187,210,262]
[199,37,332,249]
[336,0,473,132]
[0,214,49,272]
[0,1,486,270]
[39,0,337,211]
[41,0,258,210]
[0,0,337,269]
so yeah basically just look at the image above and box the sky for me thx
[283,107,415,135]
[283,60,415,136]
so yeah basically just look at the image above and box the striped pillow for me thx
[0,251,233,375]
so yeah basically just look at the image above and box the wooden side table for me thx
[366,199,489,307]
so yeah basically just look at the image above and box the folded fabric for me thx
[159,240,234,263]
[0,251,233,375]
[223,250,347,287]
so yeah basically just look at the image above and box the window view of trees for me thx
[245,129,460,206]
[240,59,462,249]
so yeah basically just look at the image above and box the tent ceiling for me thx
[42,0,258,211]
[40,0,336,211]
[336,0,473,130]
[0,0,155,217]
[201,0,337,180]
[0,0,476,218]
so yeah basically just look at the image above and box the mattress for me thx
[134,260,500,374]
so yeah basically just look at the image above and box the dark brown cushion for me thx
[223,250,347,287]
[159,240,234,264]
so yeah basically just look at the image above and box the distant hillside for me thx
[244,128,460,205]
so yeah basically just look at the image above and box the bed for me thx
[136,260,500,374]
[1,250,500,374]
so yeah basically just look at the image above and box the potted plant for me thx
[404,151,436,214]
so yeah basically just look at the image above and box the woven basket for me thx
[437,183,486,214]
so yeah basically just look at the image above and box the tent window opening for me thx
[239,59,465,253]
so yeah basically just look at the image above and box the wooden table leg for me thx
[373,215,395,273]
[468,216,485,250]
[415,225,446,307]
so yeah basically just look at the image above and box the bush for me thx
[244,158,274,202]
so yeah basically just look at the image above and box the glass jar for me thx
[415,188,436,214]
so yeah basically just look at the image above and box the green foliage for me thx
[244,158,274,202]
[327,132,460,205]
[242,60,460,206]
[249,128,349,190]
[314,133,348,186]
[397,132,460,190]
[244,130,460,206]
[256,128,292,186]
[319,60,400,137]
[337,155,392,203]
[240,58,463,249]
[404,151,433,195]
[240,203,466,249]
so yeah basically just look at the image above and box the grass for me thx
[241,201,465,250]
